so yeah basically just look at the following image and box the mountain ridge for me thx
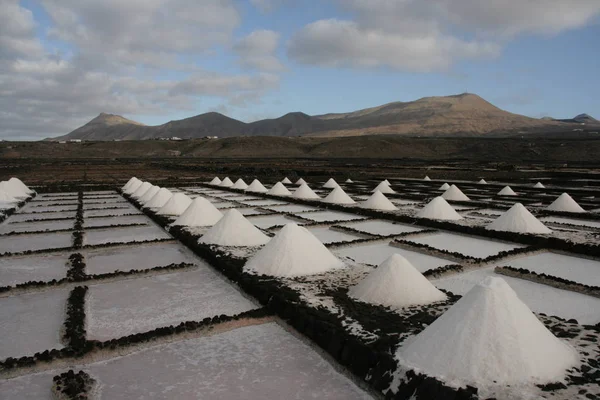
[52,93,591,141]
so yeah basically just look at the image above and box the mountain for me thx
[53,93,568,141]
[554,113,600,124]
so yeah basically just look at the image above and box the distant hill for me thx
[554,113,600,125]
[53,93,571,141]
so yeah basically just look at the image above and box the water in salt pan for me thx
[398,276,578,386]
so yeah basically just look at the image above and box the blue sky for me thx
[1,0,599,139]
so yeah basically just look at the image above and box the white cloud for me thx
[288,0,600,70]
[250,0,287,13]
[234,30,284,71]
[0,0,285,139]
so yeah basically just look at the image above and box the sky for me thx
[1,0,599,140]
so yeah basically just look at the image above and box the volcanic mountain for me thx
[53,93,567,141]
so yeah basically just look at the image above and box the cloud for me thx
[234,30,284,71]
[288,0,600,70]
[289,19,499,71]
[0,1,285,139]
[250,0,287,13]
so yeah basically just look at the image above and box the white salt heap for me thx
[423,176,431,181]
[157,193,192,216]
[533,182,545,188]
[8,178,34,195]
[383,179,390,185]
[200,209,269,246]
[360,190,397,211]
[438,183,450,191]
[398,276,578,386]
[322,186,356,205]
[497,186,517,196]
[231,179,248,190]
[0,189,17,202]
[281,177,292,184]
[478,179,488,184]
[486,203,551,234]
[144,188,173,209]
[441,184,470,201]
[124,178,143,194]
[547,192,585,213]
[173,197,223,227]
[417,197,463,221]
[209,177,221,185]
[1,180,29,198]
[219,177,234,187]
[372,181,395,194]
[345,178,353,183]
[138,185,160,204]
[131,182,152,199]
[246,179,268,193]
[349,254,446,308]
[295,178,307,185]
[244,223,343,277]
[322,178,339,189]
[267,182,292,196]
[292,183,320,199]
[122,177,138,191]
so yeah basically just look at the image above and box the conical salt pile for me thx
[547,193,585,213]
[219,177,234,187]
[131,182,152,199]
[372,181,395,194]
[498,186,517,196]
[486,203,551,234]
[423,176,431,181]
[267,182,291,196]
[478,179,488,184]
[122,177,138,191]
[8,178,34,195]
[417,197,463,220]
[345,178,353,183]
[157,193,192,216]
[383,179,390,185]
[295,178,307,185]
[533,182,545,188]
[0,189,17,203]
[360,190,398,211]
[438,183,450,191]
[322,186,356,205]
[231,179,248,190]
[441,184,470,201]
[398,276,578,385]
[173,197,223,227]
[124,179,143,194]
[209,177,221,185]
[292,183,320,199]
[139,185,160,204]
[244,223,344,277]
[349,254,446,308]
[1,180,29,198]
[200,209,270,246]
[144,188,173,209]
[322,178,339,189]
[281,177,292,184]
[246,179,268,193]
